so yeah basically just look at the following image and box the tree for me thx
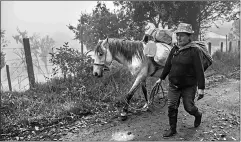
[228,19,240,41]
[114,1,240,40]
[68,1,143,51]
[12,28,55,76]
[1,30,9,69]
[0,51,5,70]
[38,35,55,74]
[68,2,121,50]
[114,1,180,29]
[187,1,239,40]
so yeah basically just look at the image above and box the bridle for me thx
[93,62,109,70]
[93,47,111,70]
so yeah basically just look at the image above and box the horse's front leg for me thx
[121,71,148,119]
[121,79,142,116]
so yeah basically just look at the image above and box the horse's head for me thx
[92,38,113,77]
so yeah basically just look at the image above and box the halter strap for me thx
[93,46,111,69]
[93,63,108,68]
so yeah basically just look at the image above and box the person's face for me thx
[176,32,190,46]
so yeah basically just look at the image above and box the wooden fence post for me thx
[220,42,223,52]
[229,41,232,52]
[64,71,66,82]
[238,40,240,51]
[226,35,228,52]
[208,42,211,54]
[23,38,35,89]
[6,65,12,92]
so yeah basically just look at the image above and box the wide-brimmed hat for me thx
[175,23,194,34]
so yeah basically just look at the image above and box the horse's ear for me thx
[103,37,109,45]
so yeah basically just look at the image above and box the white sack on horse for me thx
[143,42,171,66]
[143,41,157,57]
[154,43,171,66]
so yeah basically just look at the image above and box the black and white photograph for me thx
[1,1,240,141]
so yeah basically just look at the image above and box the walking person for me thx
[156,23,205,137]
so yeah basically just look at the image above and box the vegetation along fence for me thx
[1,38,240,92]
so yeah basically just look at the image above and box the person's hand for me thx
[197,89,204,101]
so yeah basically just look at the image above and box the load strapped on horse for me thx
[142,28,213,71]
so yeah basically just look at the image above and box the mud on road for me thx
[63,75,240,141]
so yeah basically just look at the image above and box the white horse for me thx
[92,38,172,120]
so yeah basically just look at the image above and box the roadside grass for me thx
[1,62,162,138]
[208,50,240,75]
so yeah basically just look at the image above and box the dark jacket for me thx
[160,42,205,89]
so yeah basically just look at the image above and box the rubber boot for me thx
[194,111,202,127]
[163,109,178,137]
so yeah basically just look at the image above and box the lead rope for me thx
[111,76,145,112]
[121,81,167,113]
[149,82,167,108]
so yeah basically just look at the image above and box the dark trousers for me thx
[167,83,199,115]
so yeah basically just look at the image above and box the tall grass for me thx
[208,50,240,75]
[2,61,163,135]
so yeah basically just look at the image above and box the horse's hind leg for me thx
[141,80,148,101]
[141,80,149,111]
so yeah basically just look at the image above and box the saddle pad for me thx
[143,41,157,57]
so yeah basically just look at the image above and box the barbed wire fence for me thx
[1,38,61,92]
[1,38,240,92]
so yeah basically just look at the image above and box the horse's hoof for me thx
[119,115,128,121]
[142,103,149,111]
[141,107,148,112]
[119,112,128,121]
[118,115,128,121]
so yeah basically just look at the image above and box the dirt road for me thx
[63,75,240,141]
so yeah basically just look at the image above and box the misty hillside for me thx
[51,31,87,52]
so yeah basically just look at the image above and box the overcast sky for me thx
[2,1,114,37]
[1,1,115,61]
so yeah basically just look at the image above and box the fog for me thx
[1,1,114,91]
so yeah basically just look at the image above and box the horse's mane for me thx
[107,38,145,62]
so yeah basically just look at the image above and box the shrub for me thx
[49,42,93,79]
[209,50,240,75]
